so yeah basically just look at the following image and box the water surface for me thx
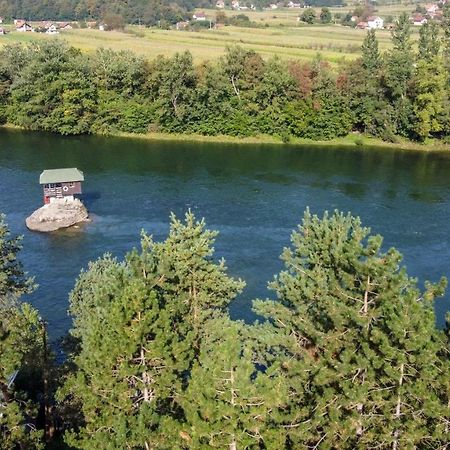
[0,128,449,339]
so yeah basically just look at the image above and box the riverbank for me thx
[2,123,450,153]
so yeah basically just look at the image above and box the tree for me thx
[413,57,447,140]
[149,51,197,131]
[59,212,245,449]
[383,13,415,136]
[300,8,316,24]
[7,41,97,135]
[0,215,44,450]
[418,21,440,62]
[254,209,449,449]
[320,7,332,24]
[182,318,287,449]
[442,3,450,81]
[361,29,380,72]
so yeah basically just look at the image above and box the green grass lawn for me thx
[0,11,421,65]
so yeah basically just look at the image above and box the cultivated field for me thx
[0,4,422,64]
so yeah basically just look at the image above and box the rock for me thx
[26,198,89,232]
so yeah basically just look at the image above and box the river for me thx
[0,128,449,340]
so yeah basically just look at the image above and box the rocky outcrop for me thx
[26,198,89,232]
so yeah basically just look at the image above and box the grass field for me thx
[0,3,422,64]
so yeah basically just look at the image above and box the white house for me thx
[231,1,240,9]
[216,0,225,8]
[367,16,383,29]
[0,17,3,24]
[193,11,207,21]
[269,3,278,9]
[46,24,59,34]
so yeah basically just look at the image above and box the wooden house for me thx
[40,168,84,204]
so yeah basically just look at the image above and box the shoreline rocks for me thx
[26,198,89,232]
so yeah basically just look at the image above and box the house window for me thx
[68,182,75,188]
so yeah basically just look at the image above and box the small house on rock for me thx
[40,168,84,204]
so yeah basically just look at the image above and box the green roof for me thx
[39,168,84,184]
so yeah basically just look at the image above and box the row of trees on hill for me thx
[0,10,450,142]
[0,0,344,24]
[1,209,449,449]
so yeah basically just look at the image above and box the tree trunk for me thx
[392,363,404,450]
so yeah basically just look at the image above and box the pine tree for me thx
[418,21,440,62]
[181,318,287,449]
[59,212,245,449]
[254,209,449,449]
[383,13,415,135]
[0,214,44,450]
[361,29,380,73]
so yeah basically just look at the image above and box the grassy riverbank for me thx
[3,123,449,153]
[117,131,450,152]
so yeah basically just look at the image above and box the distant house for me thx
[193,11,207,21]
[99,23,106,31]
[58,22,73,30]
[367,16,383,29]
[40,168,84,204]
[425,3,439,14]
[0,27,6,35]
[231,1,240,9]
[86,21,97,29]
[46,24,59,34]
[0,17,3,24]
[176,21,189,30]
[356,21,368,29]
[216,0,225,8]
[269,3,278,9]
[288,1,302,7]
[16,21,33,32]
[412,14,427,25]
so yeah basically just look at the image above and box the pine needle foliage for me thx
[0,215,44,450]
[254,209,449,449]
[182,318,287,449]
[59,211,244,449]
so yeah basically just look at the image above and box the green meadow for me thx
[0,3,422,64]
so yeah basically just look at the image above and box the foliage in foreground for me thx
[1,210,449,449]
[1,10,450,143]
[0,215,45,449]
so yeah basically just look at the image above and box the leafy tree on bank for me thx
[418,21,440,62]
[413,57,448,140]
[341,29,393,139]
[0,215,45,450]
[58,212,245,449]
[254,209,449,449]
[7,42,97,135]
[442,3,450,83]
[382,13,415,136]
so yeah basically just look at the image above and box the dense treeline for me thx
[0,0,343,23]
[1,10,450,143]
[0,209,449,450]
